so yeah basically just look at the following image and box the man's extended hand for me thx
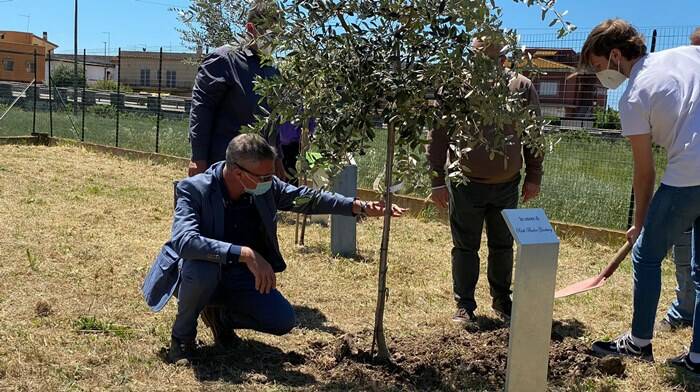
[430,186,449,209]
[239,246,276,294]
[521,182,540,203]
[352,200,407,218]
[188,160,208,177]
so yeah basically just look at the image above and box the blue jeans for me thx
[665,230,694,325]
[630,184,700,351]
[172,260,296,341]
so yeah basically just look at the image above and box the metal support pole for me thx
[81,49,86,141]
[116,48,121,147]
[73,0,78,115]
[32,49,37,134]
[48,51,53,137]
[156,47,163,153]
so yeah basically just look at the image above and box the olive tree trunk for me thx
[372,117,397,361]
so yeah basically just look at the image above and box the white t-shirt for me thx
[619,45,700,187]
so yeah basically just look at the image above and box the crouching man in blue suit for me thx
[143,133,405,364]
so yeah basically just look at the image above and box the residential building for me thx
[48,54,117,85]
[521,48,608,126]
[119,50,200,95]
[0,31,58,83]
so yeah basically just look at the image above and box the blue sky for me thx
[1,0,698,55]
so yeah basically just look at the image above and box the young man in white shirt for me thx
[579,19,700,373]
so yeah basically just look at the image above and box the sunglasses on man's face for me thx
[235,163,274,182]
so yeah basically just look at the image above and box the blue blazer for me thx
[142,161,355,312]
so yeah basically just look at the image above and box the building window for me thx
[140,69,151,86]
[2,58,13,71]
[166,70,176,88]
[538,81,559,96]
[26,61,35,73]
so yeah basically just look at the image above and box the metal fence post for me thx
[116,48,121,147]
[32,49,37,134]
[156,47,163,153]
[48,51,53,137]
[81,49,86,141]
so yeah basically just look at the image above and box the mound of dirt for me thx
[305,319,625,391]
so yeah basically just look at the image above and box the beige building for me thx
[0,31,58,83]
[119,50,200,95]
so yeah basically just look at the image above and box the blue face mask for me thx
[244,180,272,196]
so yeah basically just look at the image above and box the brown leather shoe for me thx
[166,336,196,365]
[201,305,240,348]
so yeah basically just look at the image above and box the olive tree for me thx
[178,0,574,360]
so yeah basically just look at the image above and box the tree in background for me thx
[51,64,85,88]
[594,106,621,130]
[178,0,574,361]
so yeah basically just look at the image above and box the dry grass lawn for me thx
[0,144,698,391]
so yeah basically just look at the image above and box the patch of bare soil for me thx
[298,318,626,391]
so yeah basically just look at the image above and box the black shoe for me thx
[656,317,692,333]
[201,306,240,349]
[591,332,654,362]
[167,336,196,365]
[668,353,700,377]
[492,299,512,321]
[452,307,476,324]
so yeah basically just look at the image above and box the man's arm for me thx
[170,181,240,263]
[427,127,450,208]
[188,51,234,176]
[273,178,405,217]
[627,134,656,244]
[273,178,355,215]
[522,81,544,202]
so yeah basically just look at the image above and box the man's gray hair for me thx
[225,133,277,167]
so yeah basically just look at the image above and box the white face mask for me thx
[596,55,627,90]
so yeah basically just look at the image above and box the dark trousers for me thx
[447,177,519,312]
[172,260,296,342]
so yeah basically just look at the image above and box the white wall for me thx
[44,59,115,85]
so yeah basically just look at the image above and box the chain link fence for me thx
[1,25,697,230]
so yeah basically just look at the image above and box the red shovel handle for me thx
[599,241,633,279]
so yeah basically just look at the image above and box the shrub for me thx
[51,64,85,88]
[92,80,133,93]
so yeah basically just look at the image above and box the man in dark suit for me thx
[187,1,285,178]
[143,133,405,364]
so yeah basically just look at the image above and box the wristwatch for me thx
[355,199,369,220]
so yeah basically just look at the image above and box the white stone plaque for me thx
[501,208,560,392]
[502,208,559,245]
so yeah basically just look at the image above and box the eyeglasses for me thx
[234,163,274,182]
